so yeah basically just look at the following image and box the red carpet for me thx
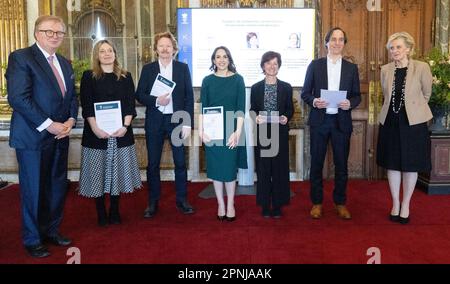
[1,180,450,264]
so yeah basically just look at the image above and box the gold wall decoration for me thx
[200,0,293,8]
[0,0,28,118]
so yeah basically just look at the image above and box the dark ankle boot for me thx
[109,195,121,224]
[95,196,108,227]
[262,206,271,218]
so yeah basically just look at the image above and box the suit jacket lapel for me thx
[320,58,329,90]
[172,61,180,88]
[339,60,346,91]
[32,44,64,98]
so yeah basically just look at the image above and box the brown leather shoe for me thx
[335,205,352,220]
[310,204,323,219]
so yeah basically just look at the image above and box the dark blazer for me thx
[135,60,194,128]
[250,79,294,128]
[6,44,78,150]
[301,57,361,133]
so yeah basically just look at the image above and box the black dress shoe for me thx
[217,215,226,221]
[262,208,271,218]
[25,244,50,258]
[389,214,400,222]
[272,208,282,219]
[144,201,159,218]
[176,201,195,215]
[399,216,410,224]
[44,234,72,246]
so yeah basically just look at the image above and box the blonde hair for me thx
[386,31,415,57]
[34,15,66,40]
[153,31,179,56]
[91,39,127,80]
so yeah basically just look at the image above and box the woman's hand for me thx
[111,126,127,138]
[279,115,288,125]
[226,130,241,149]
[92,127,111,139]
[255,115,266,124]
[199,130,211,143]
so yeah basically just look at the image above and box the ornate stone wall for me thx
[0,0,27,119]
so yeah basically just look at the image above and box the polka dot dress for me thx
[79,137,142,198]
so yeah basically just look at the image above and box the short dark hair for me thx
[324,27,348,47]
[260,51,282,73]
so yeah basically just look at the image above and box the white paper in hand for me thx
[94,100,122,135]
[202,106,224,140]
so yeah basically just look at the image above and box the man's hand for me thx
[47,122,68,137]
[338,99,351,110]
[279,115,288,125]
[157,93,171,106]
[55,119,75,139]
[313,98,329,109]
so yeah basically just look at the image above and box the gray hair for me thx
[386,31,415,57]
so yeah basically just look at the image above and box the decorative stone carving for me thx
[335,0,364,14]
[391,0,420,16]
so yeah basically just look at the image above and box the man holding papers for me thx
[301,27,361,220]
[135,32,195,218]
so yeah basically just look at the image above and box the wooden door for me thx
[319,0,435,179]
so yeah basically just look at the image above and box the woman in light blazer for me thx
[377,31,433,225]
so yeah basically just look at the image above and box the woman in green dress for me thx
[199,46,247,222]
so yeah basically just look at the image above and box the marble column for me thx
[436,0,450,53]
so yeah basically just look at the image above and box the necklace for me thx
[391,67,407,114]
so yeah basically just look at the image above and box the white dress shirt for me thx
[326,55,342,114]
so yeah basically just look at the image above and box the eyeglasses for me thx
[39,30,66,38]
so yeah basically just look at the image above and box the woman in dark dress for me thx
[250,51,294,218]
[79,40,142,226]
[377,32,433,224]
[199,46,247,221]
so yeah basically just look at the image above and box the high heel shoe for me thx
[399,216,409,224]
[389,214,400,222]
[217,215,226,221]
[226,216,236,222]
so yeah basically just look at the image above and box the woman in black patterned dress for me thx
[79,40,142,226]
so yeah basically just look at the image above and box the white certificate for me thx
[202,106,224,140]
[320,89,347,108]
[94,100,122,135]
[150,73,176,98]
[259,115,280,124]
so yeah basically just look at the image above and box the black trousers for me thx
[145,114,187,204]
[309,115,351,205]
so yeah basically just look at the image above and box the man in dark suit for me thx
[301,27,361,220]
[135,32,194,218]
[6,15,78,257]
